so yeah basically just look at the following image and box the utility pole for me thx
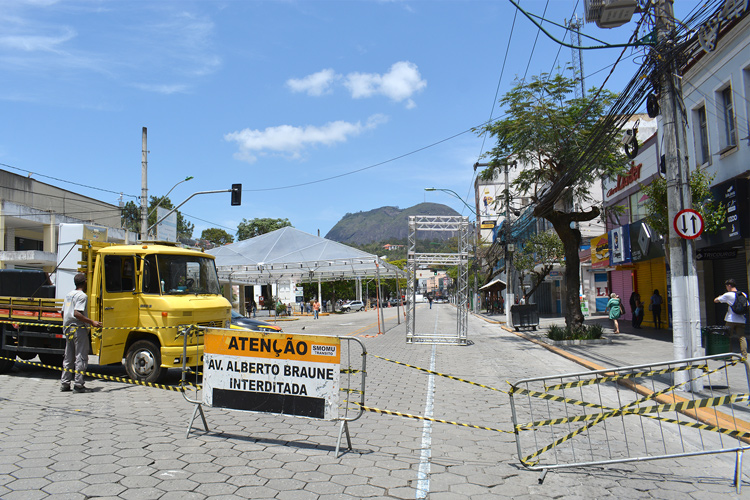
[140,127,148,242]
[504,162,514,319]
[656,0,702,390]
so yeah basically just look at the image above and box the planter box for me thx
[534,336,613,346]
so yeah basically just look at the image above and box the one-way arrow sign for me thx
[673,209,704,239]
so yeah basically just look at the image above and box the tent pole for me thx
[376,263,384,334]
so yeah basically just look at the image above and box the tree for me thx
[641,168,726,251]
[119,197,194,239]
[479,72,626,328]
[513,230,565,302]
[121,200,140,233]
[237,218,292,241]
[201,228,234,246]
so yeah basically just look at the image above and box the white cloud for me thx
[225,114,388,163]
[344,61,426,106]
[288,61,426,108]
[286,68,338,96]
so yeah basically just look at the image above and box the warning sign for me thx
[202,330,341,420]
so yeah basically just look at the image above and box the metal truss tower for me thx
[567,15,586,99]
[406,215,470,345]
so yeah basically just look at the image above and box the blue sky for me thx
[0,1,686,240]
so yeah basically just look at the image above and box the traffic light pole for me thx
[657,0,702,390]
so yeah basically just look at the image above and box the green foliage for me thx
[119,196,194,239]
[642,168,726,239]
[513,230,565,300]
[237,218,292,241]
[478,72,626,207]
[547,323,603,341]
[201,228,234,246]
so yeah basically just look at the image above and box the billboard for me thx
[590,234,610,269]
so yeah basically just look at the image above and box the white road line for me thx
[416,310,438,499]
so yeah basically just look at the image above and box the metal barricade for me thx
[509,353,750,492]
[180,327,366,457]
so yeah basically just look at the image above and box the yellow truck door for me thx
[97,254,138,365]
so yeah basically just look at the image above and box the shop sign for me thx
[696,248,738,260]
[696,178,749,248]
[629,219,665,262]
[590,234,610,269]
[608,225,631,265]
[698,0,748,53]
[606,161,642,198]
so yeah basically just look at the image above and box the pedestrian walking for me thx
[713,279,748,337]
[60,273,102,393]
[606,292,624,334]
[649,289,663,329]
[629,291,641,328]
[633,298,644,329]
[313,299,320,320]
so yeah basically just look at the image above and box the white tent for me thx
[208,226,405,285]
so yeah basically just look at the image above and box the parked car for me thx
[341,300,365,312]
[230,310,283,333]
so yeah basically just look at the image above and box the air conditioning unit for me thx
[584,0,638,29]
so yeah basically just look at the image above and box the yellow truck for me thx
[0,239,231,383]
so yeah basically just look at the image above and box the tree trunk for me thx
[542,209,595,330]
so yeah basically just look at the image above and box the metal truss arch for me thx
[406,215,470,345]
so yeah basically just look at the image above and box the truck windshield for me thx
[142,254,221,295]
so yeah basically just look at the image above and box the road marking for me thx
[416,310,438,498]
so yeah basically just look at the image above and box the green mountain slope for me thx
[325,203,462,245]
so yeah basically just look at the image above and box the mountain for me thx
[325,203,461,245]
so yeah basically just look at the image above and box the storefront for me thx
[629,219,670,329]
[608,224,634,321]
[695,177,750,330]
[590,233,610,312]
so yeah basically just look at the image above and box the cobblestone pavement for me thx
[0,304,748,499]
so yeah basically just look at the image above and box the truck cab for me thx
[87,242,231,382]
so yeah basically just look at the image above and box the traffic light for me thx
[231,184,242,206]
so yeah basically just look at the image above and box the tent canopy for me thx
[479,278,506,291]
[208,226,405,285]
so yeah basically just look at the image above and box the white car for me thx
[341,300,365,312]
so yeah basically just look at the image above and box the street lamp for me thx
[147,176,193,237]
[424,187,477,215]
[424,187,480,313]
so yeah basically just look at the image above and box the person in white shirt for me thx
[714,278,747,338]
[60,273,102,393]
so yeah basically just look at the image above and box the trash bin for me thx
[511,304,539,331]
[701,326,731,355]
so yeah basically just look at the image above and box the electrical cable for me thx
[0,162,139,199]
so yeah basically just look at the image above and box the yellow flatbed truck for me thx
[0,240,230,383]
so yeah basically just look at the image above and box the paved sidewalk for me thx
[0,305,748,499]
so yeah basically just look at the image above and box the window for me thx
[14,237,43,251]
[694,105,710,165]
[104,255,135,293]
[720,86,737,150]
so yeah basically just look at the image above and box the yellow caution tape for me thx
[353,402,512,433]
[516,359,748,465]
[543,363,708,391]
[372,354,507,393]
[1,355,187,393]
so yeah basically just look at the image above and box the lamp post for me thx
[146,176,194,238]
[424,187,479,313]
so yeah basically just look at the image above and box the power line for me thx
[0,163,139,199]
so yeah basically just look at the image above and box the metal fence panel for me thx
[509,353,750,490]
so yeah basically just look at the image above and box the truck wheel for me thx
[0,349,15,373]
[38,353,64,367]
[125,340,166,384]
